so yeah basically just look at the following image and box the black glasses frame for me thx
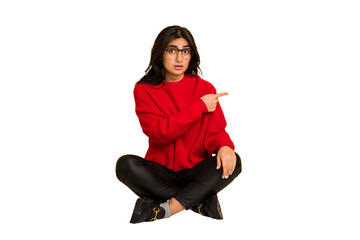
[165,46,193,56]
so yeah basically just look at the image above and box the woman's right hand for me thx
[200,92,228,112]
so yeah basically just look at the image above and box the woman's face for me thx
[162,38,192,82]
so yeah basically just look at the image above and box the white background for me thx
[1,0,359,239]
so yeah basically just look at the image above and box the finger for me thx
[216,154,221,170]
[215,92,229,98]
[229,157,237,175]
[229,163,235,176]
[222,161,229,179]
[230,166,235,176]
[225,160,235,179]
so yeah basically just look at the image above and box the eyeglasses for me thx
[165,46,192,57]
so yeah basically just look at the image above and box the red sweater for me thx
[134,74,234,171]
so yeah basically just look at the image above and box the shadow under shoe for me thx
[130,197,166,224]
[191,194,223,219]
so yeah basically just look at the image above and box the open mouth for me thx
[174,65,183,70]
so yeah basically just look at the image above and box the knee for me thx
[115,154,140,181]
[234,152,242,176]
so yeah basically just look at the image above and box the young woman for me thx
[116,25,242,223]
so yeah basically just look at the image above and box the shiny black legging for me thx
[115,153,242,210]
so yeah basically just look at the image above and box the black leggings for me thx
[115,153,242,210]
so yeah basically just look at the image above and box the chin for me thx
[170,71,185,76]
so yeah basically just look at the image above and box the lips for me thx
[174,65,183,70]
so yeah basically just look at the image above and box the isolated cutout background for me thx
[1,0,359,239]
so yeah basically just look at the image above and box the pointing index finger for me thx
[215,92,229,98]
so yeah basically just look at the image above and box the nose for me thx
[175,51,183,62]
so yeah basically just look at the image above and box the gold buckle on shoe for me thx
[149,207,160,221]
[197,204,204,216]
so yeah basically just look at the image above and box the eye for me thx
[166,47,177,54]
[183,49,191,55]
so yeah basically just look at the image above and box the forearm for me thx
[204,103,234,154]
[138,99,208,145]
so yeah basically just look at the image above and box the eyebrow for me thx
[167,44,191,48]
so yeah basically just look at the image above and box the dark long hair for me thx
[137,25,201,85]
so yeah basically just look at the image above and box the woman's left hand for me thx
[216,146,236,179]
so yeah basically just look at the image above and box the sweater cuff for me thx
[188,98,208,114]
[215,138,235,153]
[197,99,208,113]
[219,143,235,151]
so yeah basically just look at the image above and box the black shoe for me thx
[191,194,223,219]
[129,198,166,224]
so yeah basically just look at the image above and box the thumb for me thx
[216,154,221,170]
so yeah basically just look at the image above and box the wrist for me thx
[219,145,232,150]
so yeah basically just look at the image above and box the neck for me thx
[165,74,184,82]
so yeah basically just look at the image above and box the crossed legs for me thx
[116,154,241,212]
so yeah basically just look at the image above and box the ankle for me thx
[169,197,185,216]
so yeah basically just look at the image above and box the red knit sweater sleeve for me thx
[203,86,235,154]
[134,84,208,145]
